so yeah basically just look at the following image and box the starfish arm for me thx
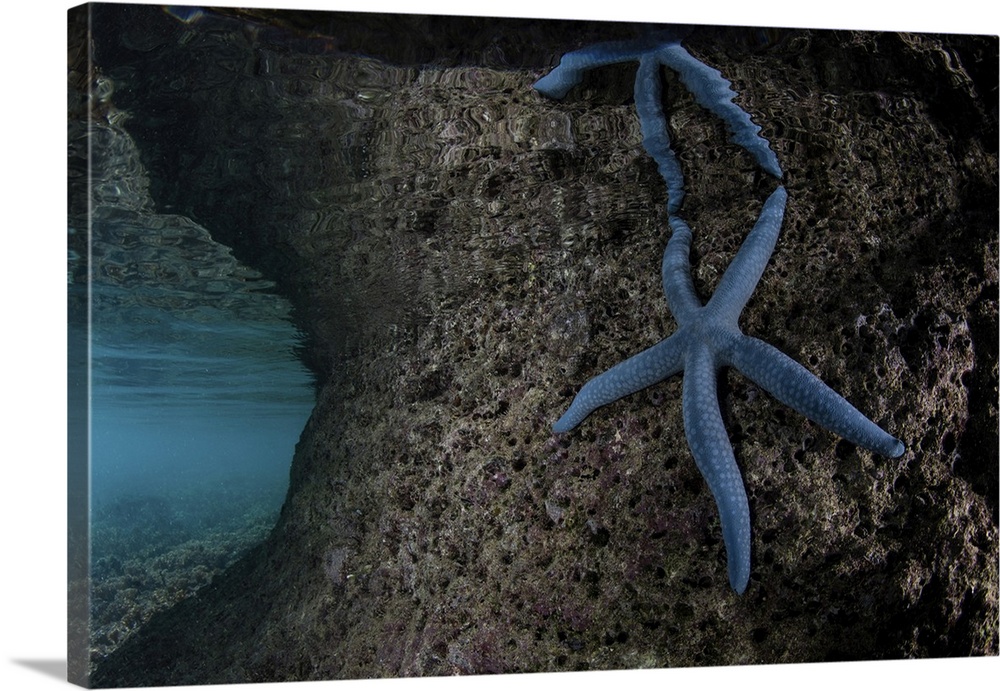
[727,334,905,458]
[533,41,648,100]
[657,43,782,178]
[705,186,788,324]
[533,33,687,100]
[661,215,703,324]
[553,331,689,433]
[682,346,752,594]
[635,54,686,213]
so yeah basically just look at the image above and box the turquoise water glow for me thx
[87,212,315,510]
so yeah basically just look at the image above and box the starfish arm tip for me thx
[724,529,751,595]
[534,72,572,100]
[553,336,687,434]
[731,572,749,595]
[552,415,576,434]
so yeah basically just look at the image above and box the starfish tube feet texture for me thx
[661,215,703,322]
[634,53,686,212]
[683,347,752,593]
[724,336,906,458]
[704,186,788,323]
[553,186,904,592]
[553,334,688,433]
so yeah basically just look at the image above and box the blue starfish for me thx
[552,186,904,593]
[538,37,905,593]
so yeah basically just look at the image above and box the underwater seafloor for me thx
[87,485,282,662]
[70,4,998,686]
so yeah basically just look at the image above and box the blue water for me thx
[85,210,315,534]
[68,12,321,653]
[90,305,314,506]
[73,209,316,662]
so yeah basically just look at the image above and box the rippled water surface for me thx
[87,211,315,504]
[73,203,317,663]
